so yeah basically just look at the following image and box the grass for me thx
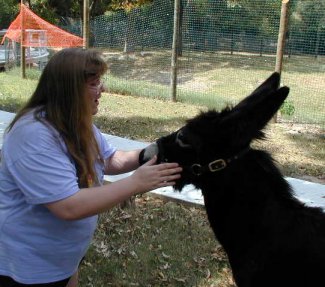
[0,54,324,286]
[80,196,234,287]
[0,69,36,112]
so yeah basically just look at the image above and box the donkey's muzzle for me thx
[139,142,159,165]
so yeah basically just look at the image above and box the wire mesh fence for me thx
[59,0,324,128]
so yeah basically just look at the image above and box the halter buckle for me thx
[209,159,227,172]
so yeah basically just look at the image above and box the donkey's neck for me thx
[200,150,301,253]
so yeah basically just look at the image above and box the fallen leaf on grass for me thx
[174,277,186,283]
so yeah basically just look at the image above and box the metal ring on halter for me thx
[191,164,203,176]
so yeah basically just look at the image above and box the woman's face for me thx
[86,77,105,115]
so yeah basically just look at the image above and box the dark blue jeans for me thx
[0,275,70,287]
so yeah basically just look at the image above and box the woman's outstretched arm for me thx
[45,157,182,220]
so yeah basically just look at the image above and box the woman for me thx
[0,48,182,286]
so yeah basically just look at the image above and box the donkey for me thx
[140,73,325,287]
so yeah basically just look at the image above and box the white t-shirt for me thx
[0,110,116,284]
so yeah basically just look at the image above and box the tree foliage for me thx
[0,0,19,29]
[110,0,153,12]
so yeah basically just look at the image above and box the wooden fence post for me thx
[83,0,90,49]
[170,0,181,102]
[20,0,26,79]
[273,0,290,122]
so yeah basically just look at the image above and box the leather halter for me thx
[187,147,251,176]
[157,132,250,177]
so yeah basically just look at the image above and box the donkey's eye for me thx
[176,130,192,148]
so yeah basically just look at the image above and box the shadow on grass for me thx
[0,99,25,113]
[94,114,189,142]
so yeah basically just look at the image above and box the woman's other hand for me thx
[131,156,182,194]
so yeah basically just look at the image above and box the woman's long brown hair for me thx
[7,48,108,187]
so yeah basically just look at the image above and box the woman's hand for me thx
[131,156,182,194]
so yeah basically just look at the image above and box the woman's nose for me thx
[100,83,107,93]
[96,84,106,97]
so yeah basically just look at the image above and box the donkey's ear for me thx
[251,72,280,96]
[220,73,290,144]
[234,72,281,111]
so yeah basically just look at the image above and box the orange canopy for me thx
[2,4,83,47]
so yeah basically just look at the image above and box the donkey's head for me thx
[140,73,290,190]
